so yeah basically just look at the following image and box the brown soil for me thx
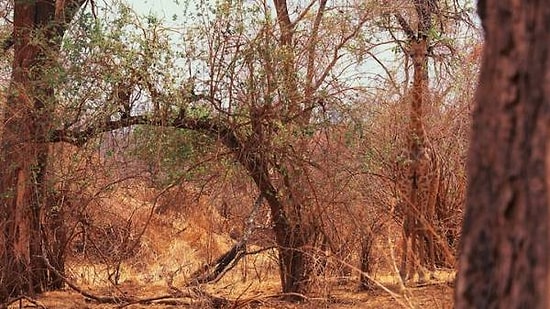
[10,280,453,309]
[8,183,454,309]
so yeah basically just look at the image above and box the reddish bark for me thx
[455,1,550,308]
[0,0,84,302]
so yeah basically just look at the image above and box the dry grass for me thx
[13,278,453,309]
[20,181,455,309]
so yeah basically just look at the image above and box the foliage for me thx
[0,0,480,302]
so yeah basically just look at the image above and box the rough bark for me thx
[0,0,84,302]
[240,151,311,297]
[359,234,375,291]
[454,1,550,308]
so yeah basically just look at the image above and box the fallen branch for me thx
[187,194,266,285]
[2,295,47,309]
[188,242,247,285]
[41,248,228,307]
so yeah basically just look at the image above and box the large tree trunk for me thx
[256,192,311,298]
[0,1,83,302]
[358,232,376,291]
[276,227,309,296]
[245,157,311,298]
[454,1,550,308]
[1,3,54,301]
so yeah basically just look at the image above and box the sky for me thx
[126,0,185,18]
[101,0,480,94]
[107,0,392,86]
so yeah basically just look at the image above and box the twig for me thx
[245,246,276,255]
[3,295,47,309]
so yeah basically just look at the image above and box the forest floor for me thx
[15,276,454,309]
[9,183,455,309]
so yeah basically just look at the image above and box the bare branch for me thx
[365,50,400,92]
[394,13,415,40]
[273,0,293,45]
[305,0,328,96]
[313,13,370,91]
[290,0,318,26]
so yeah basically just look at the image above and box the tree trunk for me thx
[359,233,375,291]
[238,151,311,298]
[260,185,311,298]
[0,1,83,302]
[277,231,308,296]
[454,1,550,308]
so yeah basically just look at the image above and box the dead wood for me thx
[187,194,266,285]
[41,245,230,308]
[1,295,47,309]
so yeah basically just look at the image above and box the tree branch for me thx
[394,13,415,40]
[49,110,244,154]
[313,12,370,92]
[365,50,400,92]
[305,0,328,95]
[49,115,152,146]
[290,0,317,27]
[273,0,293,45]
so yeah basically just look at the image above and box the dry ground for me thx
[11,278,454,309]
[8,184,455,309]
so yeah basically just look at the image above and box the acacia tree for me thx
[455,0,549,307]
[136,0,377,295]
[0,0,381,299]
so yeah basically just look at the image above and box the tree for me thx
[0,0,475,302]
[455,0,549,308]
[1,0,377,299]
[0,0,86,301]
[165,0,374,295]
